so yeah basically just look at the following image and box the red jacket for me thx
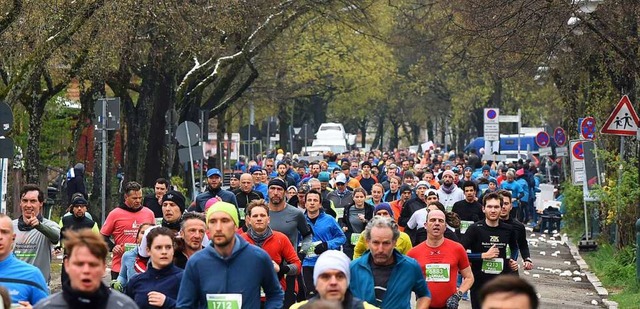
[240,230,301,292]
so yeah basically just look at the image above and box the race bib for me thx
[425,263,451,282]
[350,233,361,245]
[155,217,163,225]
[460,221,474,234]
[482,258,504,274]
[445,205,453,212]
[506,246,512,259]
[305,241,322,258]
[206,294,242,309]
[335,208,344,219]
[124,243,137,252]
[238,208,246,220]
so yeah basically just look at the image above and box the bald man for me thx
[233,173,264,230]
[408,210,474,309]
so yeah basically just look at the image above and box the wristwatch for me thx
[524,258,533,263]
[456,290,464,298]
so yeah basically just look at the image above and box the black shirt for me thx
[452,199,484,222]
[461,220,518,281]
[502,217,531,260]
[143,195,163,218]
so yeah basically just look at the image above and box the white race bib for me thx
[350,233,361,245]
[206,294,242,309]
[335,208,344,219]
[305,241,322,258]
[425,263,451,282]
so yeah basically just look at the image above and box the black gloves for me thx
[446,293,462,309]
[314,242,328,255]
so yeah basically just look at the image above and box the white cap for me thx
[416,181,429,189]
[335,173,347,184]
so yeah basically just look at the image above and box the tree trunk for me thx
[25,96,45,184]
[389,120,400,150]
[278,102,290,152]
[359,119,367,149]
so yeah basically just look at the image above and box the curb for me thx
[564,235,619,309]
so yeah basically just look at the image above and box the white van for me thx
[316,122,346,140]
[312,138,348,154]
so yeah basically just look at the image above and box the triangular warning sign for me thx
[601,95,640,136]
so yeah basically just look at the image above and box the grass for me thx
[581,243,640,307]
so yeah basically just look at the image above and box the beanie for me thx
[416,181,429,189]
[204,197,221,213]
[313,250,351,286]
[71,195,88,206]
[162,190,186,213]
[443,170,455,179]
[268,178,287,191]
[399,184,412,193]
[374,203,394,218]
[206,202,239,227]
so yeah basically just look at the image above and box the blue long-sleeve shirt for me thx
[0,254,48,305]
[500,180,524,208]
[303,212,346,267]
[126,264,183,309]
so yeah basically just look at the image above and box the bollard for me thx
[637,218,640,283]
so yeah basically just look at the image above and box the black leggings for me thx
[302,266,316,299]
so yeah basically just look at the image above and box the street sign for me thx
[580,117,596,140]
[539,147,552,156]
[0,102,13,136]
[484,108,500,141]
[554,127,567,146]
[535,131,550,147]
[498,115,520,122]
[570,140,585,185]
[94,98,121,130]
[600,95,640,136]
[556,146,568,157]
[175,121,200,147]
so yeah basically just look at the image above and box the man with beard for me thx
[326,174,354,221]
[13,184,61,283]
[191,168,238,212]
[143,178,170,218]
[461,192,519,309]
[241,199,301,308]
[177,202,284,308]
[250,166,269,201]
[408,210,474,309]
[174,212,207,269]
[101,181,155,280]
[301,162,322,184]
[59,194,98,284]
[161,190,186,234]
[452,181,485,235]
[350,216,431,309]
[437,170,465,211]
[234,173,264,230]
[498,190,534,272]
[267,178,313,304]
[275,162,296,188]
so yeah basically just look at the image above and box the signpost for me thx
[94,98,120,224]
[536,131,552,156]
[554,127,568,182]
[484,108,500,154]
[569,140,584,185]
[0,102,13,214]
[176,121,202,200]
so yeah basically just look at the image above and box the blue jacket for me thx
[0,254,48,305]
[254,182,269,202]
[516,178,530,202]
[126,264,183,309]
[382,190,400,202]
[350,250,430,309]
[176,235,283,309]
[192,188,238,212]
[303,212,346,267]
[116,247,139,287]
[500,180,523,208]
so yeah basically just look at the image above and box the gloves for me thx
[314,242,329,255]
[110,280,123,292]
[446,293,462,309]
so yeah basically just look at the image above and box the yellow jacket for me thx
[353,231,412,259]
[290,299,378,309]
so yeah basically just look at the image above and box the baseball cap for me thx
[249,166,263,174]
[207,168,222,178]
[416,181,429,189]
[335,173,347,184]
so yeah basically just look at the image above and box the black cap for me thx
[162,190,186,212]
[399,184,412,193]
[268,178,287,191]
[71,195,88,206]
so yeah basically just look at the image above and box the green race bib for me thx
[239,208,246,220]
[335,208,344,219]
[206,294,242,309]
[460,221,474,234]
[124,243,137,252]
[445,205,453,212]
[482,258,504,274]
[155,217,163,226]
[306,241,322,258]
[350,233,361,245]
[425,263,451,282]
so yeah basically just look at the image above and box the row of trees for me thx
[1,1,638,221]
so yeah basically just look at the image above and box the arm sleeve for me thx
[262,255,285,309]
[412,262,431,298]
[30,273,49,305]
[508,229,519,261]
[297,213,313,250]
[282,237,302,276]
[517,225,531,260]
[103,235,115,251]
[163,295,177,309]
[176,263,198,308]
[398,202,412,227]
[327,221,346,249]
[407,212,418,229]
[36,221,60,244]
[353,234,367,259]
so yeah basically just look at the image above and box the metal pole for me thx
[185,123,197,201]
[615,137,624,246]
[101,99,107,225]
[200,111,204,193]
[517,109,522,158]
[636,218,640,282]
[582,180,590,241]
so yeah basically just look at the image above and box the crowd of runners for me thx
[0,147,547,309]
